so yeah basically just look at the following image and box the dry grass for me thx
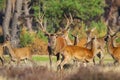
[0,64,120,80]
[0,52,119,80]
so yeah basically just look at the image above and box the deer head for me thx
[86,27,96,43]
[36,13,73,50]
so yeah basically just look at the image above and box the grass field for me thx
[3,54,115,68]
[31,54,114,64]
[0,54,119,80]
[32,55,56,62]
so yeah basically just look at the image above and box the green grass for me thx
[4,54,114,64]
[32,55,56,62]
[4,55,56,62]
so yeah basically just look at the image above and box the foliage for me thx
[36,30,48,42]
[116,38,120,43]
[44,0,105,21]
[0,0,6,11]
[90,20,107,37]
[20,28,35,47]
[32,0,105,33]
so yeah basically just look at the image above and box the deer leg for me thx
[93,58,95,65]
[83,60,87,67]
[59,56,70,70]
[57,54,64,71]
[114,60,118,65]
[17,58,20,66]
[9,58,15,65]
[27,58,37,65]
[99,50,104,65]
[73,58,79,67]
[56,53,61,66]
[48,46,53,68]
[49,54,52,68]
[0,57,4,66]
[23,59,27,64]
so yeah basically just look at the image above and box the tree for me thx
[33,0,105,33]
[23,0,33,31]
[2,0,11,41]
[11,0,23,47]
[0,0,6,12]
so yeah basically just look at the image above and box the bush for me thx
[36,30,48,42]
[90,21,107,37]
[20,28,35,47]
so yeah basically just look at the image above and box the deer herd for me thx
[35,14,120,70]
[0,15,120,71]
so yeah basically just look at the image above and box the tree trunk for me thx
[2,0,12,41]
[23,0,32,31]
[11,0,23,47]
[105,0,120,35]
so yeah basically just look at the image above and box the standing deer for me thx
[73,28,106,65]
[85,28,106,65]
[3,35,34,65]
[105,34,120,64]
[36,13,73,68]
[105,26,120,65]
[58,36,102,70]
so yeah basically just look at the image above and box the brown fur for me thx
[76,29,106,64]
[63,45,94,60]
[48,35,67,68]
[54,37,67,53]
[3,41,33,64]
[77,38,87,47]
[58,37,100,70]
[0,43,5,65]
[106,35,120,64]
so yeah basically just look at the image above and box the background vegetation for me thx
[0,0,109,48]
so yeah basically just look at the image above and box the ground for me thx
[0,54,120,80]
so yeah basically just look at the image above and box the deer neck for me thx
[91,39,98,56]
[107,37,115,54]
[63,34,73,45]
[6,42,16,58]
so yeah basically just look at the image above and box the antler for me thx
[56,13,73,36]
[64,13,73,30]
[36,14,50,35]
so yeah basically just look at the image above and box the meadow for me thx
[0,54,120,80]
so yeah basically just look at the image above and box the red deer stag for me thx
[36,13,73,68]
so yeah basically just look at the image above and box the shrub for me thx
[36,30,48,42]
[20,28,35,47]
[90,20,107,37]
